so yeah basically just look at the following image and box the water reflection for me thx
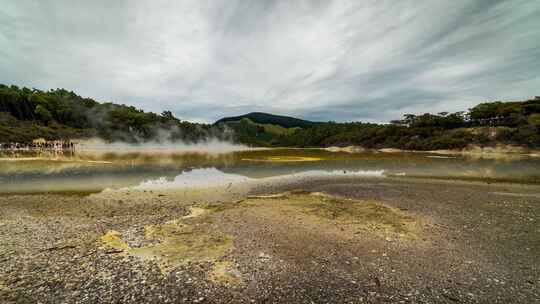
[129,168,250,190]
[126,168,386,191]
[1,149,539,194]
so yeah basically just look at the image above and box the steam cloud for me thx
[74,137,255,155]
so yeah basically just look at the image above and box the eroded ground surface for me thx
[0,177,539,303]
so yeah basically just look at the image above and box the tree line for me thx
[226,97,540,150]
[0,84,227,143]
[1,83,539,149]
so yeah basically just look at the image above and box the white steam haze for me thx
[75,138,254,154]
[1,1,539,122]
[73,119,252,155]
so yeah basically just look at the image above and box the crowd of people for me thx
[0,139,76,152]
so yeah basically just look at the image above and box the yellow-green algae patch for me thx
[301,196,417,236]
[246,193,289,199]
[100,230,130,251]
[241,156,323,162]
[142,220,233,265]
[100,207,234,268]
[182,206,208,219]
[243,191,422,238]
[209,261,242,285]
[0,280,8,292]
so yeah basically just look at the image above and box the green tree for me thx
[35,104,53,123]
[529,113,540,128]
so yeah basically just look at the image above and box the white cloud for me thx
[1,0,539,123]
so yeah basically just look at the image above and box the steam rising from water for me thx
[74,138,257,155]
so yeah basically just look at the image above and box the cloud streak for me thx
[1,0,539,123]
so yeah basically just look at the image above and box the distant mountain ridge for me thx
[215,112,319,129]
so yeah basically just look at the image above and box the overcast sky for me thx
[1,1,539,123]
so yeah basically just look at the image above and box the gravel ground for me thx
[0,177,539,303]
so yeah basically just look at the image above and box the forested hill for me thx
[279,97,540,150]
[215,112,319,128]
[215,98,540,149]
[0,84,225,143]
[1,84,539,150]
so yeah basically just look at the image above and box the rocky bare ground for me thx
[0,177,539,303]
